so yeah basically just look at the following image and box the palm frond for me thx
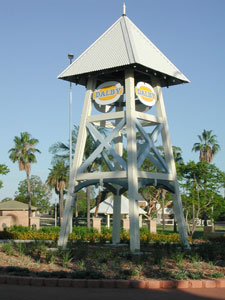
[9,132,40,172]
[193,129,220,163]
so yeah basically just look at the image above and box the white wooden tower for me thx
[58,5,190,251]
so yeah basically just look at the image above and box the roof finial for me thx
[122,3,126,16]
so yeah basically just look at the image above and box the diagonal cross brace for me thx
[151,124,163,143]
[77,118,127,175]
[137,142,150,168]
[137,142,167,171]
[137,124,163,167]
[136,119,169,172]
[87,121,127,170]
[88,133,115,172]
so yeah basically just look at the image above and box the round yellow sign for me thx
[135,82,157,106]
[93,81,123,105]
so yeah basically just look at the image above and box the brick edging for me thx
[0,276,224,289]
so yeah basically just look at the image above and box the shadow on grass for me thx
[0,240,224,281]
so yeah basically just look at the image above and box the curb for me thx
[0,276,224,289]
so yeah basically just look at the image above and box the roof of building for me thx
[0,200,37,211]
[90,195,146,215]
[58,14,189,87]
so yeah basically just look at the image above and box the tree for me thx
[0,164,9,189]
[14,175,51,212]
[156,146,184,231]
[192,129,220,163]
[46,161,69,226]
[49,125,105,228]
[180,161,225,235]
[8,132,40,226]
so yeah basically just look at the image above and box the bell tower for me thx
[57,6,190,251]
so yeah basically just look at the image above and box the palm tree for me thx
[0,164,9,189]
[8,132,40,227]
[49,124,105,228]
[192,130,220,227]
[192,129,220,163]
[49,125,101,166]
[46,161,69,226]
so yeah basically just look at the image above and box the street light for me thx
[68,53,74,233]
[68,53,74,173]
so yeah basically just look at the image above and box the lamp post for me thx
[55,197,57,226]
[68,53,74,173]
[68,53,74,232]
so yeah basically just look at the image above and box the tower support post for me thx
[153,80,190,249]
[112,102,124,244]
[58,77,96,247]
[112,188,121,244]
[125,69,140,252]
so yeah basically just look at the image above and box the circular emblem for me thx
[135,82,157,106]
[93,81,123,105]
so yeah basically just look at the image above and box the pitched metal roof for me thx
[58,15,189,86]
[90,195,146,215]
[0,200,37,211]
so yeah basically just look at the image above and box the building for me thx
[90,195,147,228]
[0,200,40,230]
[156,201,174,225]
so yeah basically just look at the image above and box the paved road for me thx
[0,285,225,300]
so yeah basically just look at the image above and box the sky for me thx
[0,0,225,202]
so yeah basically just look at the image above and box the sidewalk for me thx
[0,285,225,300]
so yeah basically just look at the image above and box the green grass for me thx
[214,224,225,232]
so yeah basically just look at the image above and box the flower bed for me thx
[0,225,194,244]
[0,239,224,281]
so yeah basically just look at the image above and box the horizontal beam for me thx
[72,180,117,194]
[92,121,114,129]
[137,171,175,181]
[87,111,125,123]
[77,170,175,181]
[136,112,162,125]
[76,171,127,180]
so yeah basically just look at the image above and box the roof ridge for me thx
[58,16,124,79]
[58,14,189,85]
[120,16,135,64]
[124,17,188,81]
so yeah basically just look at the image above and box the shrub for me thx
[0,231,16,239]
[4,266,30,276]
[209,272,224,278]
[72,226,98,238]
[101,226,112,234]
[172,252,185,265]
[188,271,203,279]
[174,270,189,280]
[60,250,72,267]
[71,270,105,279]
[1,242,14,255]
[196,242,224,262]
[39,226,60,234]
[72,270,87,279]
[16,243,26,256]
[8,225,34,233]
[36,271,52,278]
[120,231,130,243]
[50,270,70,278]
[46,251,56,264]
[121,269,138,277]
